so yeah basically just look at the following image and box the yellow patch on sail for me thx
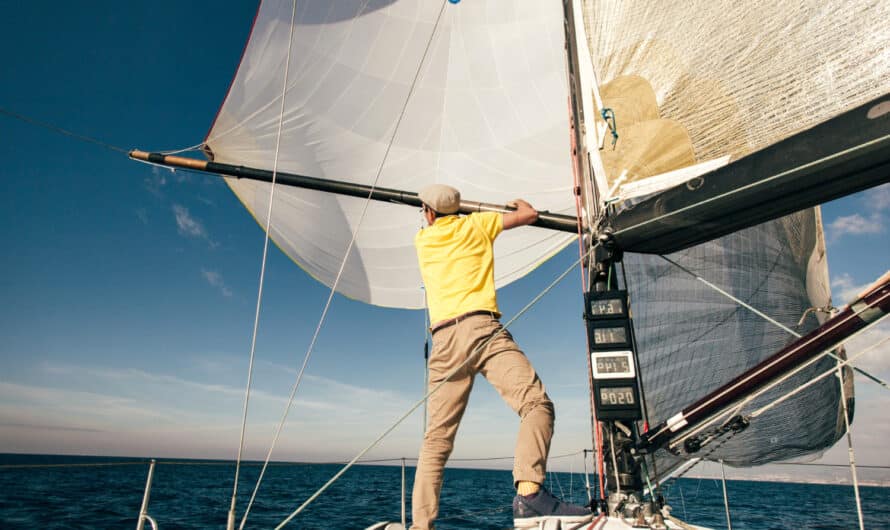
[596,76,696,191]
[599,75,660,126]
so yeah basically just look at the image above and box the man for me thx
[411,184,591,529]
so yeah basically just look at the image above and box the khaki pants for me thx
[410,314,554,530]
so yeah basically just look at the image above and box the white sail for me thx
[205,0,576,309]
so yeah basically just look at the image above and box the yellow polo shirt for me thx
[415,212,503,324]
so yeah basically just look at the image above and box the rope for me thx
[273,244,588,529]
[158,142,206,156]
[423,290,431,435]
[600,108,618,148]
[242,2,450,527]
[228,2,298,527]
[0,107,129,154]
[719,460,733,530]
[837,364,865,530]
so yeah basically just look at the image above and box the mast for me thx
[561,0,649,516]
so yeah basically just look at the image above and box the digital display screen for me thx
[599,386,636,406]
[589,298,624,317]
[593,326,627,345]
[596,355,631,374]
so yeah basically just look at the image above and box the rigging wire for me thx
[273,244,588,529]
[747,335,889,421]
[719,460,733,530]
[0,106,206,157]
[672,301,889,448]
[657,255,890,390]
[837,364,866,530]
[668,326,889,459]
[228,2,298,528]
[241,2,450,527]
[0,106,130,154]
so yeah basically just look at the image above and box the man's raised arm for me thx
[503,199,539,230]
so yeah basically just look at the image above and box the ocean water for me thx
[0,454,887,529]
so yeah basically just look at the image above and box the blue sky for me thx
[1,0,888,488]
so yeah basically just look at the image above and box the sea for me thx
[0,454,887,529]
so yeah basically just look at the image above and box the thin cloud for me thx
[201,268,233,297]
[871,182,890,210]
[0,422,105,433]
[844,320,890,376]
[825,184,889,241]
[144,165,169,196]
[173,204,207,238]
[826,212,883,241]
[831,273,869,305]
[172,204,219,248]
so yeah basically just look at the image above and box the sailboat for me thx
[129,0,890,528]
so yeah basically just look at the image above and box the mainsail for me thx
[577,0,889,473]
[203,1,578,309]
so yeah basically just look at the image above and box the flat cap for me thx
[418,184,460,214]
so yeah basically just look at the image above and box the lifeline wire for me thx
[241,2,450,527]
[274,243,586,529]
[228,1,298,528]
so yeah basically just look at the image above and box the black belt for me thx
[430,310,500,334]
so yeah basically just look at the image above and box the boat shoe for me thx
[513,488,593,528]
